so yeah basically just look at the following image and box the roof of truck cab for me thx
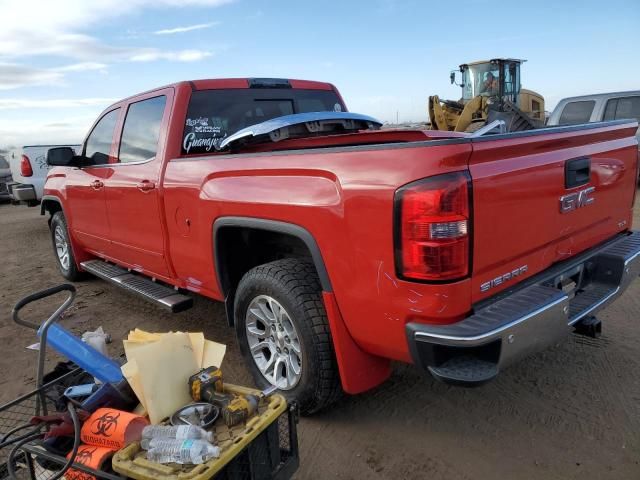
[115,78,337,104]
[191,78,336,90]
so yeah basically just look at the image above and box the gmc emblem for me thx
[559,186,595,213]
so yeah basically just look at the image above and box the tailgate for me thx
[469,120,639,303]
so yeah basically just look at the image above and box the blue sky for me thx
[0,0,638,147]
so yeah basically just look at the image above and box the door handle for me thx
[136,180,156,192]
[90,180,104,190]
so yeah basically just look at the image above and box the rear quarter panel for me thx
[163,141,473,362]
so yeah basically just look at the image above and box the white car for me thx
[8,144,81,205]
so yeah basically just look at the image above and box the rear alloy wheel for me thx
[245,295,303,390]
[50,211,85,281]
[235,259,342,414]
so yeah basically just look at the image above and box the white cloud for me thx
[0,61,113,90]
[0,0,232,55]
[129,49,213,62]
[0,98,117,110]
[54,62,109,73]
[0,114,97,146]
[154,22,219,35]
[0,0,232,145]
[0,0,230,88]
[0,63,63,90]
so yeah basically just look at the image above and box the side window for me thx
[558,101,595,124]
[85,109,120,165]
[119,96,167,164]
[612,96,640,122]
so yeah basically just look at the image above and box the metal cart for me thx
[1,284,122,480]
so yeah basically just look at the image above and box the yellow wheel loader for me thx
[428,58,545,132]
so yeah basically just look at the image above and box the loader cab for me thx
[458,59,523,108]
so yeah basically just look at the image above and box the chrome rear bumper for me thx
[407,231,640,386]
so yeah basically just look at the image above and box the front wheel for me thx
[50,211,85,281]
[234,259,342,414]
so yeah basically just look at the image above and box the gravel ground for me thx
[1,194,639,480]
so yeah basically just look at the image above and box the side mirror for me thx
[450,71,456,84]
[47,147,77,167]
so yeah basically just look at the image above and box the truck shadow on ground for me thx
[326,333,634,433]
[295,328,640,478]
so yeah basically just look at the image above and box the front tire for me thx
[50,211,85,281]
[234,259,342,414]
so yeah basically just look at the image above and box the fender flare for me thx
[213,216,332,294]
[40,194,63,217]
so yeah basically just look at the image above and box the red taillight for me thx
[20,154,33,177]
[395,171,471,281]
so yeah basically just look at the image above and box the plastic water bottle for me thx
[143,438,220,464]
[141,425,214,443]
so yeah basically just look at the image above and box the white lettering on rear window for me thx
[183,132,226,154]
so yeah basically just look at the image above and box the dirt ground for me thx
[1,196,640,480]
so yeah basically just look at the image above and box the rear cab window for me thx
[558,100,595,124]
[182,88,345,155]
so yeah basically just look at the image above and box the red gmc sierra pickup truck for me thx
[42,78,640,414]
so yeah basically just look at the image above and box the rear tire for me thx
[50,211,85,281]
[234,259,342,415]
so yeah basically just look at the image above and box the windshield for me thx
[182,88,345,154]
[461,63,500,101]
